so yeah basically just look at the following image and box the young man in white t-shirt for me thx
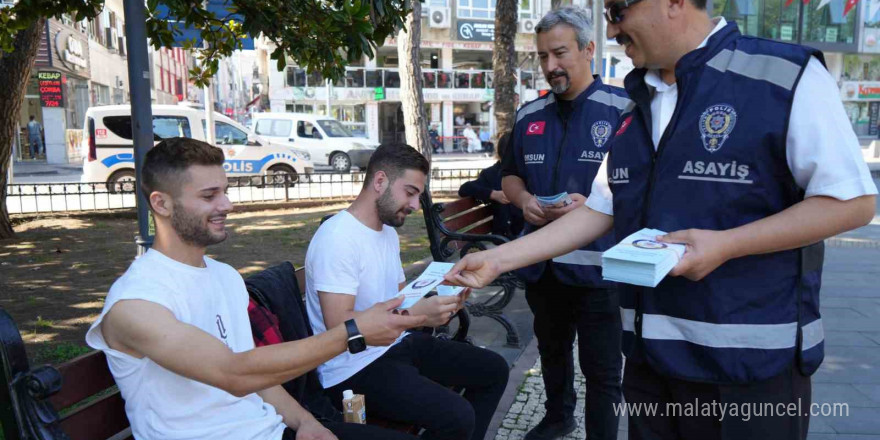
[306,143,510,440]
[86,137,426,440]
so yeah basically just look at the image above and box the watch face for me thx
[349,336,367,353]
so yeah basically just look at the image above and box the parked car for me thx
[81,105,313,192]
[251,112,378,173]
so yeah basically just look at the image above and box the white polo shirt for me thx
[586,18,877,216]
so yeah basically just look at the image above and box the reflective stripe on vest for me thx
[706,49,801,91]
[620,307,824,351]
[587,90,633,112]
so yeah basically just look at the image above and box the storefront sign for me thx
[55,31,88,71]
[780,25,793,41]
[374,87,385,100]
[825,27,839,43]
[457,20,495,42]
[386,38,536,52]
[37,71,64,108]
[841,81,880,100]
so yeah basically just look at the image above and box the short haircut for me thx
[141,137,225,203]
[536,6,593,51]
[364,143,430,186]
[691,0,707,9]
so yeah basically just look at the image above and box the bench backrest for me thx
[0,307,131,440]
[51,351,131,440]
[420,193,506,263]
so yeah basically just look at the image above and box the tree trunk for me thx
[493,0,518,141]
[397,2,431,165]
[0,18,46,240]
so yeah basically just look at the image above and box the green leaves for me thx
[0,0,414,86]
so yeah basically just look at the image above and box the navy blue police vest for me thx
[607,22,825,383]
[512,76,631,287]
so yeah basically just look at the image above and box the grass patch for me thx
[36,342,92,365]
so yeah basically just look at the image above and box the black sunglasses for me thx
[604,0,645,24]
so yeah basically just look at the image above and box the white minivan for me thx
[81,105,313,191]
[251,113,378,173]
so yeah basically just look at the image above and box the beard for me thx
[171,202,228,247]
[546,70,571,95]
[376,186,412,227]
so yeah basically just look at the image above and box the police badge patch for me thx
[699,104,737,153]
[591,120,612,148]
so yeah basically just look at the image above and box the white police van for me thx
[251,113,377,173]
[81,105,313,191]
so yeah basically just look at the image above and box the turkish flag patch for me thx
[616,115,633,136]
[526,121,546,135]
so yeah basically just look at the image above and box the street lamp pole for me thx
[123,0,156,255]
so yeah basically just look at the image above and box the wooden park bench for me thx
[0,261,467,440]
[420,191,523,347]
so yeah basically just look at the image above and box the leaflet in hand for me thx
[601,228,686,287]
[398,262,465,309]
[536,192,573,208]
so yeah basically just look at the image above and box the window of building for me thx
[255,119,294,137]
[519,0,533,19]
[286,67,307,87]
[332,104,367,136]
[715,0,798,41]
[285,103,314,113]
[457,0,496,19]
[92,83,111,106]
[802,0,857,44]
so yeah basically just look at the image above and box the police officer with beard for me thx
[499,7,631,440]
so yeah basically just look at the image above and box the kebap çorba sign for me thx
[38,71,64,108]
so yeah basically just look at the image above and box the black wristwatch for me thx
[345,319,367,354]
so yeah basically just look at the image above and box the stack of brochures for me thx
[601,228,686,287]
[398,262,465,309]
[536,192,573,208]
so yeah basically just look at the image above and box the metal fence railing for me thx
[6,169,482,215]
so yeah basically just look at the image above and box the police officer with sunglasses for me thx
[449,0,877,437]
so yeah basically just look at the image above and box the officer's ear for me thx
[582,40,596,60]
[667,0,688,18]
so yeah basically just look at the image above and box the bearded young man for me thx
[305,143,509,440]
[87,137,426,440]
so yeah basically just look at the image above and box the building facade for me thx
[263,0,555,147]
[16,16,92,164]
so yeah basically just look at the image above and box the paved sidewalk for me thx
[493,177,880,440]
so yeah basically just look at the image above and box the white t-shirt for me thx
[85,249,285,440]
[585,18,878,216]
[305,210,408,388]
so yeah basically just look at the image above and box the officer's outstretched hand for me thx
[544,193,587,221]
[656,229,732,281]
[523,195,549,226]
[444,251,501,289]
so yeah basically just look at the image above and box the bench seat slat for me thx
[440,198,480,217]
[50,350,116,410]
[59,391,130,440]
[443,205,493,233]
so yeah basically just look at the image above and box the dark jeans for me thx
[525,269,623,440]
[28,137,43,158]
[624,360,811,440]
[282,420,418,440]
[326,332,509,440]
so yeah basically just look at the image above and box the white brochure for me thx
[398,262,465,309]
